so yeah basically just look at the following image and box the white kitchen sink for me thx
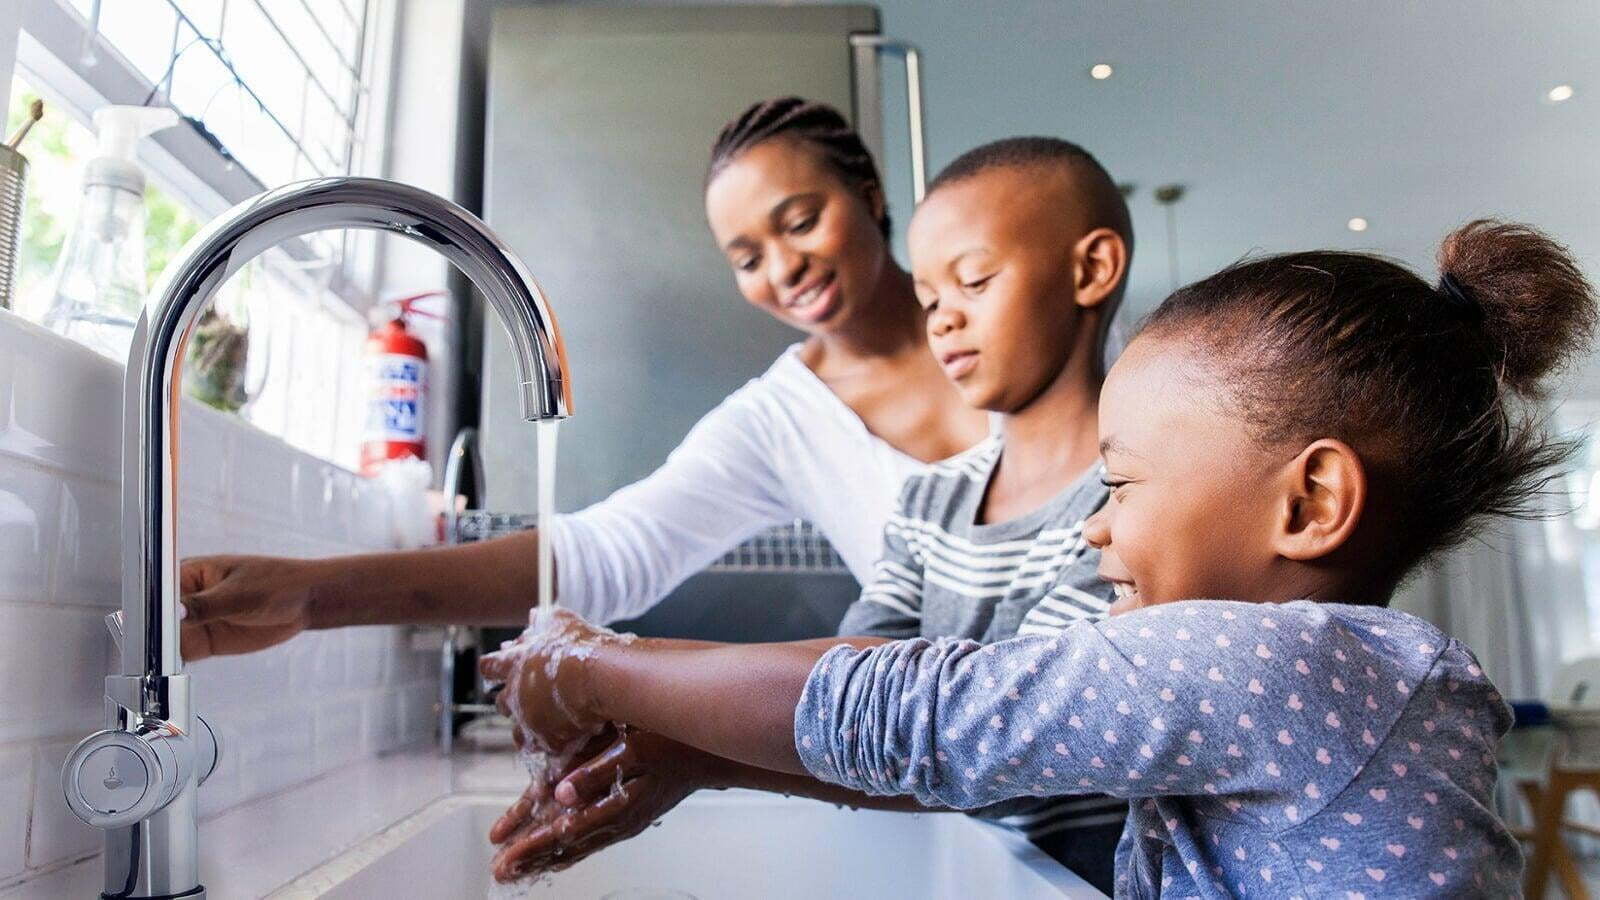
[271,790,1103,899]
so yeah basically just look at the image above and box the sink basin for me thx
[271,790,1103,898]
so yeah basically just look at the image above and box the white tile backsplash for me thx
[0,316,123,480]
[0,312,434,893]
[27,740,98,870]
[0,461,59,603]
[0,604,108,744]
[0,744,31,883]
[53,474,120,607]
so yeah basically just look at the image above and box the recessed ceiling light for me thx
[1548,84,1575,103]
[1347,217,1368,233]
[1089,64,1113,80]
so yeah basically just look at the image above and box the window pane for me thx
[99,1,181,89]
[172,0,228,40]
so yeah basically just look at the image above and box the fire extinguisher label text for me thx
[363,354,428,443]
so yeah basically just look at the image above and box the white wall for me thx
[0,311,437,892]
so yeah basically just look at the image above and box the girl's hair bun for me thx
[1437,219,1597,395]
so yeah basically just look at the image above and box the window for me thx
[1554,402,1600,634]
[7,0,393,470]
[62,0,374,189]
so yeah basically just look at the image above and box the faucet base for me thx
[101,888,205,899]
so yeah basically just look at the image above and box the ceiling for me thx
[867,0,1598,324]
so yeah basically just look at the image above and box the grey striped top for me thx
[837,436,1125,841]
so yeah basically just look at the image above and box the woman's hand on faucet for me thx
[489,727,714,881]
[479,608,614,756]
[179,555,315,661]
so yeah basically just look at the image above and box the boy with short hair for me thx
[837,136,1133,889]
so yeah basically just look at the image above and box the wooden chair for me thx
[1520,657,1600,898]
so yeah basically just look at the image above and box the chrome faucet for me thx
[60,177,572,898]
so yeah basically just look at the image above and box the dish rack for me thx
[453,510,850,575]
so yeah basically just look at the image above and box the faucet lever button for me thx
[80,745,148,813]
[62,723,194,829]
[63,731,160,828]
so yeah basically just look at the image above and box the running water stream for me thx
[489,421,642,890]
[536,419,559,617]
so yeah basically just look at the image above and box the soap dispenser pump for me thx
[39,105,178,360]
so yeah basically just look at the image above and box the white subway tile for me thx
[283,631,327,696]
[1,321,121,479]
[54,474,120,608]
[28,740,98,869]
[291,462,329,541]
[177,404,231,510]
[193,639,293,711]
[227,428,297,527]
[328,468,357,545]
[176,503,230,562]
[0,743,32,882]
[0,858,100,898]
[314,700,364,772]
[350,478,392,549]
[311,630,350,693]
[234,709,315,803]
[0,462,59,604]
[0,605,108,744]
[361,689,405,755]
[345,628,387,690]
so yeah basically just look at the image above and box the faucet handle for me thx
[62,719,195,830]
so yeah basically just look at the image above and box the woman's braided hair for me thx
[708,97,890,239]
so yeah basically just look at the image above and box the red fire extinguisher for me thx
[360,292,444,476]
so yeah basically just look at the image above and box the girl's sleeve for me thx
[543,386,791,624]
[796,602,1401,827]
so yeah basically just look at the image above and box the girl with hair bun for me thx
[487,220,1596,896]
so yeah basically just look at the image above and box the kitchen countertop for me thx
[2,745,527,900]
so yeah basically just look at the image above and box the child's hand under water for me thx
[487,727,713,881]
[479,608,617,756]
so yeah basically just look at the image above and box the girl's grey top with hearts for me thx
[795,599,1521,898]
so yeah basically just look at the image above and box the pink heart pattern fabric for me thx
[799,599,1521,896]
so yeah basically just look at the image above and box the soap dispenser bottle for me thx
[39,105,177,361]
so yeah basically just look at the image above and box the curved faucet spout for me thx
[73,176,571,898]
[125,176,571,680]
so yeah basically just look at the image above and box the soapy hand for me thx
[488,727,712,881]
[179,555,315,661]
[479,607,621,759]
